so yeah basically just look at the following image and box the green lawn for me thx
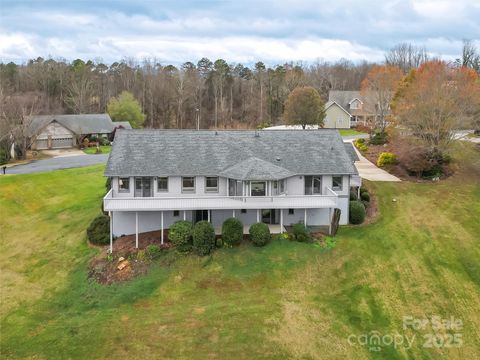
[1,143,479,359]
[339,129,367,136]
[83,145,112,155]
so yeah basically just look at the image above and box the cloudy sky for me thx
[0,0,479,65]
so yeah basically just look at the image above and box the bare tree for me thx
[385,43,429,73]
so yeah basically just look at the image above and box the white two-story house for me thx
[103,129,359,250]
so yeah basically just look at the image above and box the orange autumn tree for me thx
[360,65,403,134]
[392,60,480,152]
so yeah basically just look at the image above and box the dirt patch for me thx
[363,191,379,225]
[88,230,173,285]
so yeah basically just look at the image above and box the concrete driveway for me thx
[3,154,109,175]
[345,139,401,182]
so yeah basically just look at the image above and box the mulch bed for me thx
[88,230,173,285]
[359,142,452,182]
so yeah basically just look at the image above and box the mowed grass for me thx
[1,142,479,359]
[339,129,367,136]
[83,145,112,155]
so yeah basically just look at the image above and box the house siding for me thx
[324,103,351,129]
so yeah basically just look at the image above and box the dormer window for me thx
[349,98,363,110]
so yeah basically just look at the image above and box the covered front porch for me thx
[214,224,286,236]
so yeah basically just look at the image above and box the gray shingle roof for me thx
[328,91,377,114]
[219,157,294,180]
[343,142,360,162]
[105,129,358,178]
[29,114,114,136]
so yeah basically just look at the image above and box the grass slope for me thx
[1,143,479,359]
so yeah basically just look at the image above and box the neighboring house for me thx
[324,101,352,129]
[103,129,360,250]
[327,91,380,128]
[29,114,131,150]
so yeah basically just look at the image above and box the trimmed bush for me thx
[360,191,370,202]
[249,222,270,246]
[360,187,369,195]
[349,201,366,225]
[354,139,368,152]
[146,244,162,259]
[369,132,388,145]
[87,215,110,245]
[168,220,193,252]
[292,223,312,242]
[349,190,358,201]
[362,200,370,209]
[377,152,397,167]
[222,218,243,246]
[192,221,215,256]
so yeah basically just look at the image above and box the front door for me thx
[262,209,277,224]
[194,210,209,223]
[135,177,152,197]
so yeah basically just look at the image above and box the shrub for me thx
[349,201,366,225]
[349,190,358,201]
[354,139,368,152]
[87,215,110,245]
[360,187,369,195]
[325,236,337,249]
[397,144,445,177]
[83,138,89,147]
[360,191,370,202]
[146,244,162,259]
[0,148,10,165]
[249,223,270,246]
[292,223,312,242]
[192,221,215,256]
[369,132,388,145]
[222,218,243,246]
[377,152,397,167]
[362,200,370,209]
[105,177,111,192]
[168,220,193,252]
[355,138,366,145]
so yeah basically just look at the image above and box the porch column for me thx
[135,211,139,248]
[257,209,260,222]
[232,209,236,218]
[357,186,360,200]
[207,210,211,222]
[329,208,333,235]
[109,211,113,253]
[280,209,283,234]
[183,210,186,220]
[304,209,307,226]
[161,211,164,245]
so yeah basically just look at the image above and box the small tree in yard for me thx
[283,86,325,129]
[221,218,243,246]
[107,91,145,128]
[169,220,193,252]
[392,61,480,153]
[87,215,110,245]
[192,221,215,256]
[361,65,403,135]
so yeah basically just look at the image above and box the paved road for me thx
[4,154,109,175]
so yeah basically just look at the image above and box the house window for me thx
[205,177,218,192]
[251,181,266,196]
[288,209,294,215]
[182,177,195,193]
[272,179,285,195]
[119,177,130,192]
[229,179,243,196]
[304,176,322,195]
[157,177,168,192]
[332,176,343,191]
[241,209,247,214]
[173,210,180,217]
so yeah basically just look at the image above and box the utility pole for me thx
[195,107,200,130]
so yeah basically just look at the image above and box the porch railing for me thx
[104,188,338,211]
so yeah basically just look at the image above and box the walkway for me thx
[344,139,401,182]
